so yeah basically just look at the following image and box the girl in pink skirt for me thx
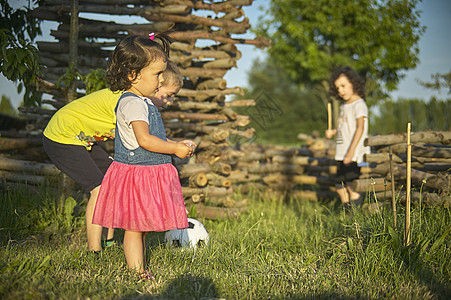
[92,34,195,280]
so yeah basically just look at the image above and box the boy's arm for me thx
[344,116,365,164]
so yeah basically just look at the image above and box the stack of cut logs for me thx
[2,1,449,218]
[1,0,273,219]
[354,131,451,207]
[222,141,339,201]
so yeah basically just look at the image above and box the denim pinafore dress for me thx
[92,92,188,232]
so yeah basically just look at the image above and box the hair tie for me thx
[149,33,155,40]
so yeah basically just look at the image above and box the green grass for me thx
[0,185,450,299]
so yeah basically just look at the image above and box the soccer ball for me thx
[164,218,209,249]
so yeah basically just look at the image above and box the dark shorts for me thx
[42,136,113,192]
[335,161,361,188]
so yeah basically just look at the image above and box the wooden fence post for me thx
[67,0,79,103]
[389,146,397,227]
[404,123,412,246]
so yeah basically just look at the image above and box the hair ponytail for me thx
[153,32,173,58]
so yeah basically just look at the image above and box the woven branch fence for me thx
[1,1,450,219]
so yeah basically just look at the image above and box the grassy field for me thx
[0,185,450,299]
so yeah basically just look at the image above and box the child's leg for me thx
[86,185,103,251]
[90,145,115,243]
[347,186,361,201]
[42,138,113,251]
[142,233,147,269]
[124,230,146,272]
[345,163,363,203]
[335,162,350,204]
[336,187,350,204]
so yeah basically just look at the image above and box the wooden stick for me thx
[404,123,412,246]
[327,102,332,131]
[389,146,397,227]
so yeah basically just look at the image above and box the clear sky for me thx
[2,0,450,108]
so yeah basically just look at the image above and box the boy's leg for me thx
[89,145,115,243]
[86,185,103,251]
[42,137,111,251]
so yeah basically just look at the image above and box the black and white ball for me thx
[164,218,209,249]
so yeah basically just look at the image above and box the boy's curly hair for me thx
[106,33,173,92]
[329,66,365,100]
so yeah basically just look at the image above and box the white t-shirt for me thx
[335,99,370,164]
[116,94,154,150]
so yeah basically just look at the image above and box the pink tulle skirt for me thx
[92,162,188,232]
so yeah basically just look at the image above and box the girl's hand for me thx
[343,155,353,165]
[180,140,197,156]
[325,129,336,139]
[174,143,192,159]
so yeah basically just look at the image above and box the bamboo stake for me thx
[404,123,412,246]
[327,102,332,131]
[389,146,397,227]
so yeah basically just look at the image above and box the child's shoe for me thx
[101,238,116,249]
[139,270,155,281]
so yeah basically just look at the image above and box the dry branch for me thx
[0,138,43,151]
[180,67,227,79]
[162,0,253,14]
[181,186,232,197]
[365,131,451,146]
[0,170,46,185]
[177,87,243,101]
[378,143,451,158]
[388,163,450,192]
[0,157,60,176]
[140,12,250,34]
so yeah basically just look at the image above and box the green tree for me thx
[234,58,326,145]
[417,70,451,95]
[255,0,425,100]
[371,97,450,134]
[0,0,42,106]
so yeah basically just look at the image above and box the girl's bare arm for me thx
[131,121,191,158]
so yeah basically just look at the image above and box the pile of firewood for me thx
[2,0,273,219]
[3,1,449,218]
[175,134,341,204]
[353,130,451,206]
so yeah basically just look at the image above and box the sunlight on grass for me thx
[0,184,450,299]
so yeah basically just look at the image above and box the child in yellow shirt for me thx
[43,60,184,252]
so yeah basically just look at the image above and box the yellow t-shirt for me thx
[43,89,121,149]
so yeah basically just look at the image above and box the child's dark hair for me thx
[329,66,365,100]
[106,33,173,91]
